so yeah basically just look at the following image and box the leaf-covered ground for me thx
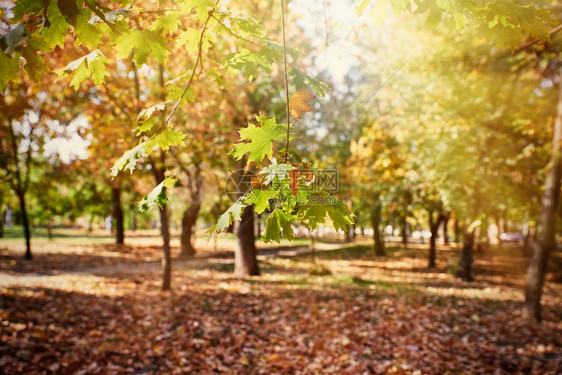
[1,234,561,374]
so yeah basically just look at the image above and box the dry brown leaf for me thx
[289,87,315,119]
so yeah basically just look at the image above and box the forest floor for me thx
[0,231,561,374]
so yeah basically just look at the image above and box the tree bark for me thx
[180,173,203,257]
[371,198,386,256]
[523,70,562,322]
[457,231,474,281]
[17,190,31,260]
[159,203,172,290]
[234,205,259,276]
[428,211,444,268]
[180,203,200,257]
[111,185,124,245]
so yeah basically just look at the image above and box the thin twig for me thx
[165,0,221,126]
[280,0,291,163]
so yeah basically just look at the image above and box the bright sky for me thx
[290,0,366,88]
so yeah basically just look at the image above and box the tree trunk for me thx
[180,203,200,257]
[401,215,408,246]
[47,222,53,240]
[523,70,562,322]
[17,190,31,260]
[442,214,450,245]
[428,212,443,268]
[234,205,259,276]
[457,231,474,281]
[371,199,386,256]
[159,203,172,290]
[111,186,124,245]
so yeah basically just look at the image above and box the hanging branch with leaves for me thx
[208,0,353,243]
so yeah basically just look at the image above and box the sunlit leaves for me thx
[244,189,278,214]
[209,199,247,233]
[232,116,287,167]
[289,88,315,120]
[111,142,148,176]
[56,50,110,89]
[355,0,553,49]
[180,0,215,23]
[41,1,69,51]
[146,128,187,151]
[75,13,102,49]
[138,177,176,211]
[151,13,181,34]
[115,30,169,65]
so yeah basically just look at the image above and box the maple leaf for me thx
[40,1,69,51]
[209,199,247,233]
[114,30,169,65]
[139,177,176,211]
[111,142,148,176]
[231,116,287,167]
[75,13,102,49]
[146,128,187,152]
[263,208,297,243]
[289,87,315,120]
[244,189,279,214]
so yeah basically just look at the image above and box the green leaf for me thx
[75,13,102,49]
[111,142,148,176]
[115,30,169,65]
[262,208,297,243]
[69,59,90,89]
[135,118,156,135]
[139,177,176,212]
[244,189,278,214]
[41,1,69,51]
[151,13,181,34]
[57,50,109,89]
[137,101,174,121]
[209,199,247,233]
[146,128,187,152]
[263,210,281,243]
[231,116,287,166]
[180,0,215,23]
[0,53,20,91]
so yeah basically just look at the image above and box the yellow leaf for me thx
[289,87,315,119]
